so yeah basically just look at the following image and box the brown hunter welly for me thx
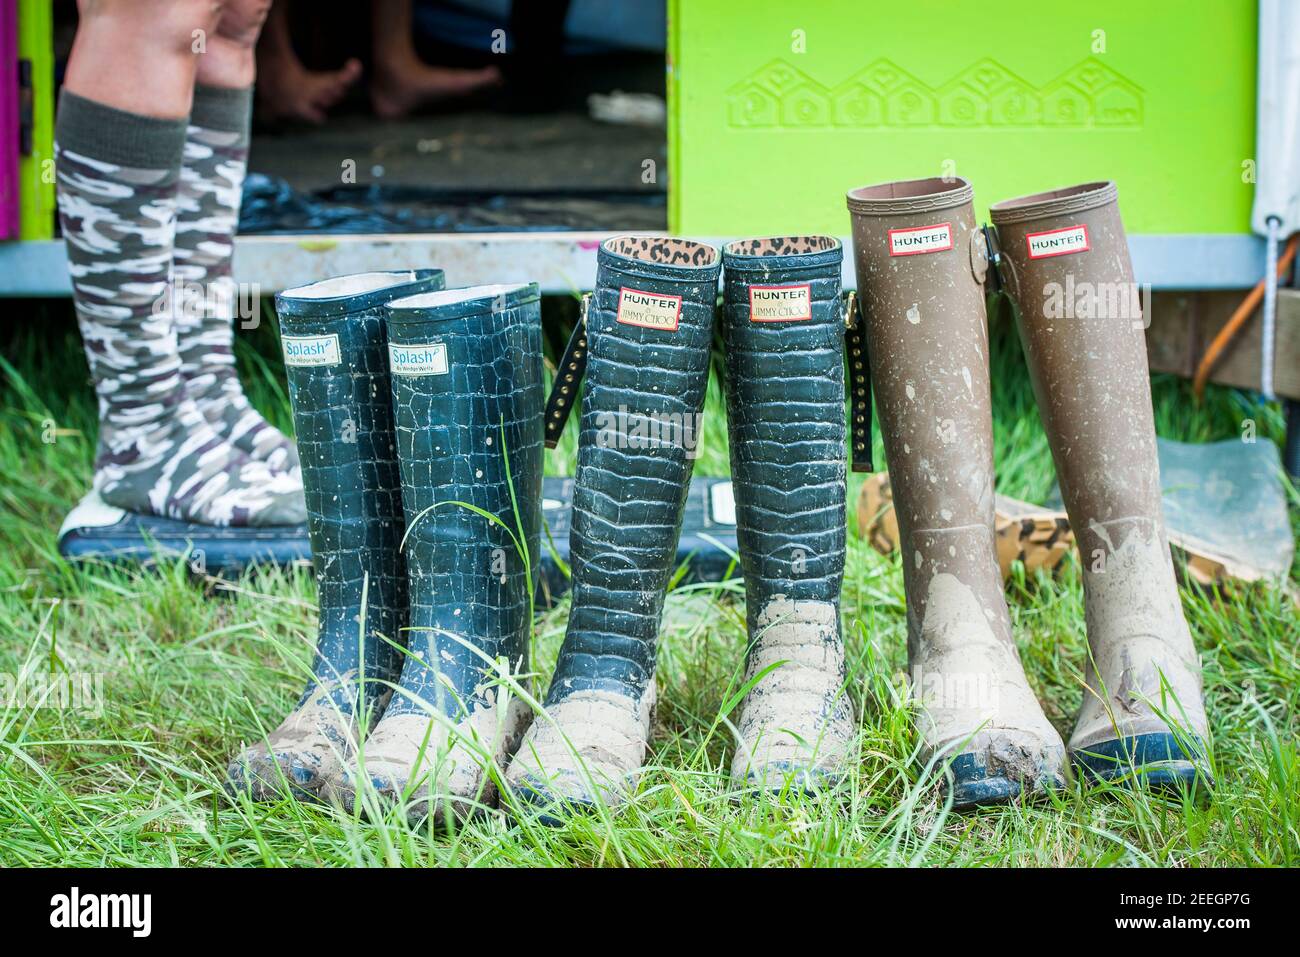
[991,182,1211,793]
[847,177,1067,808]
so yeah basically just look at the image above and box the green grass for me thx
[0,296,1297,867]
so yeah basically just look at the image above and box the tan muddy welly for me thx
[504,683,656,811]
[991,182,1211,789]
[730,598,855,788]
[226,674,365,801]
[847,177,1067,807]
[321,689,532,825]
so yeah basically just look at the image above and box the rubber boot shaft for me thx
[225,270,441,800]
[991,182,1210,787]
[548,237,721,704]
[722,236,847,612]
[276,270,445,715]
[505,238,719,817]
[382,283,545,720]
[720,236,853,786]
[848,178,1065,806]
[848,180,1008,672]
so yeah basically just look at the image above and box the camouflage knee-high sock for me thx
[174,84,299,476]
[56,92,305,527]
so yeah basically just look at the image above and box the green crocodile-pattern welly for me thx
[722,239,847,617]
[384,287,545,720]
[280,274,444,715]
[720,237,853,788]
[507,238,721,815]
[226,270,443,799]
[551,239,720,704]
[322,284,545,823]
[504,235,722,811]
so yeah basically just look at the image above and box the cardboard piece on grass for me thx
[1048,437,1294,585]
[858,438,1294,587]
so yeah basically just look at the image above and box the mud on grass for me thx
[0,299,1297,866]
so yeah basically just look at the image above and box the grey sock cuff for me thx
[55,90,187,173]
[191,84,253,142]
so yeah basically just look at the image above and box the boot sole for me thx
[509,775,603,827]
[1072,732,1213,796]
[731,762,845,800]
[948,753,1066,810]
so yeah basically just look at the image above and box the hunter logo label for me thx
[1026,224,1091,259]
[888,223,954,257]
[281,333,340,367]
[749,283,812,322]
[617,287,682,331]
[388,342,449,376]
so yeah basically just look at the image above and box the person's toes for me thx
[316,58,363,110]
[370,64,503,118]
[428,64,502,99]
[259,61,362,125]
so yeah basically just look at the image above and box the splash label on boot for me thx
[888,222,954,256]
[1026,224,1090,259]
[617,287,682,331]
[388,342,449,376]
[749,284,812,322]
[281,333,340,367]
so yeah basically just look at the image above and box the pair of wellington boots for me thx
[227,271,544,825]
[506,235,864,818]
[847,178,1210,807]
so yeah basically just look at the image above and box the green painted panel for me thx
[669,0,1257,236]
[18,0,54,241]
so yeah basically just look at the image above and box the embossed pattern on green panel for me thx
[669,0,1256,236]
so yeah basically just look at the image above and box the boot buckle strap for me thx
[980,224,1003,294]
[543,292,590,449]
[843,290,874,473]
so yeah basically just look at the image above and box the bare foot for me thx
[257,56,362,125]
[370,60,502,119]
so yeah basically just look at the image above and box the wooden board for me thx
[1147,288,1300,400]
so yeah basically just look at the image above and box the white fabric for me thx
[388,283,528,310]
[283,272,417,300]
[1252,0,1300,237]
[59,489,127,537]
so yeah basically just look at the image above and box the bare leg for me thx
[195,0,273,88]
[254,1,361,123]
[64,0,222,117]
[369,0,501,119]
